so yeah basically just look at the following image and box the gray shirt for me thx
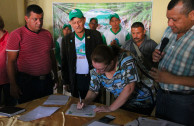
[122,35,157,70]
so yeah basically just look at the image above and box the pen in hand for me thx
[78,91,83,110]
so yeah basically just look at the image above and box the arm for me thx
[94,82,135,112]
[7,51,22,99]
[150,68,194,87]
[50,50,59,85]
[77,90,98,109]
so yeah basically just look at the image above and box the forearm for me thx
[109,83,135,111]
[7,60,17,86]
[84,90,98,105]
[166,75,194,87]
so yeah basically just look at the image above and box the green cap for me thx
[69,9,84,20]
[109,13,120,20]
[90,18,98,24]
[63,24,72,30]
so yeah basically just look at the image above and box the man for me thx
[55,24,72,67]
[102,13,130,46]
[150,0,194,125]
[123,22,157,70]
[89,18,98,30]
[61,9,102,99]
[6,5,58,104]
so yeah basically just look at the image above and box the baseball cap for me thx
[63,24,72,30]
[89,18,98,24]
[69,9,84,20]
[109,13,120,20]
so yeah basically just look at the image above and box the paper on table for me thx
[87,121,118,126]
[18,106,60,121]
[65,104,96,117]
[43,95,69,105]
[124,117,185,126]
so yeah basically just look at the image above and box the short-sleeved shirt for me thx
[156,26,194,91]
[102,27,130,46]
[0,31,9,84]
[6,26,54,76]
[89,52,138,97]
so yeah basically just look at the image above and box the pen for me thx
[78,91,82,103]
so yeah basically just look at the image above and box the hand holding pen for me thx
[77,91,85,110]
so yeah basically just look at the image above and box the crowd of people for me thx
[0,0,193,125]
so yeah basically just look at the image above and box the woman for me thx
[0,16,15,106]
[77,44,153,115]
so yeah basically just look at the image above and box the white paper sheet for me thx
[124,117,185,126]
[65,104,96,117]
[43,95,69,105]
[18,106,59,121]
[87,121,118,126]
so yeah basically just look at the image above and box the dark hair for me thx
[91,44,123,65]
[0,16,4,30]
[131,22,144,30]
[26,4,43,17]
[168,0,194,15]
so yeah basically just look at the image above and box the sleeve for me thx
[6,31,21,51]
[89,69,101,92]
[61,36,70,85]
[120,55,138,86]
[125,33,131,41]
[102,34,107,45]
[55,40,61,65]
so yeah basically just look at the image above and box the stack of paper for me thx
[18,106,59,121]
[43,95,69,105]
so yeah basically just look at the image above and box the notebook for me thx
[0,106,26,117]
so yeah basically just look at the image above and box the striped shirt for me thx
[6,26,54,76]
[157,26,194,91]
[0,31,9,84]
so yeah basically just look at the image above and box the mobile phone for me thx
[98,115,116,123]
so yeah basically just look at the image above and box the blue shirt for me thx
[157,26,194,91]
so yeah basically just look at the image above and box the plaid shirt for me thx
[157,26,194,91]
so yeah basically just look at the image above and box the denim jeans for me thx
[156,89,194,126]
[16,72,54,104]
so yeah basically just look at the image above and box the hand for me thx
[110,40,117,46]
[152,49,164,62]
[94,106,112,112]
[10,84,22,99]
[149,68,174,83]
[77,101,85,110]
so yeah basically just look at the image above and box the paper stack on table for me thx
[43,95,69,105]
[65,104,96,117]
[18,106,59,121]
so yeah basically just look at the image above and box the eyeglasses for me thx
[93,64,109,72]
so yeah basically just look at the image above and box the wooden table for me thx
[0,95,142,126]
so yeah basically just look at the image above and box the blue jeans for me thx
[156,89,194,126]
[16,72,54,104]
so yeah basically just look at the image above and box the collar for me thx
[25,25,40,34]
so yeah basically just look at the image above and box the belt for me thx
[76,74,89,77]
[160,88,194,95]
[18,72,51,80]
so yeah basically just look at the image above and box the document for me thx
[87,121,118,126]
[65,104,96,117]
[124,117,184,126]
[18,106,59,121]
[43,95,69,105]
[0,106,25,117]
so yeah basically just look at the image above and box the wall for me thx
[0,0,25,32]
[1,0,170,43]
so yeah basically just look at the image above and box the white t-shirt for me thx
[75,34,89,74]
